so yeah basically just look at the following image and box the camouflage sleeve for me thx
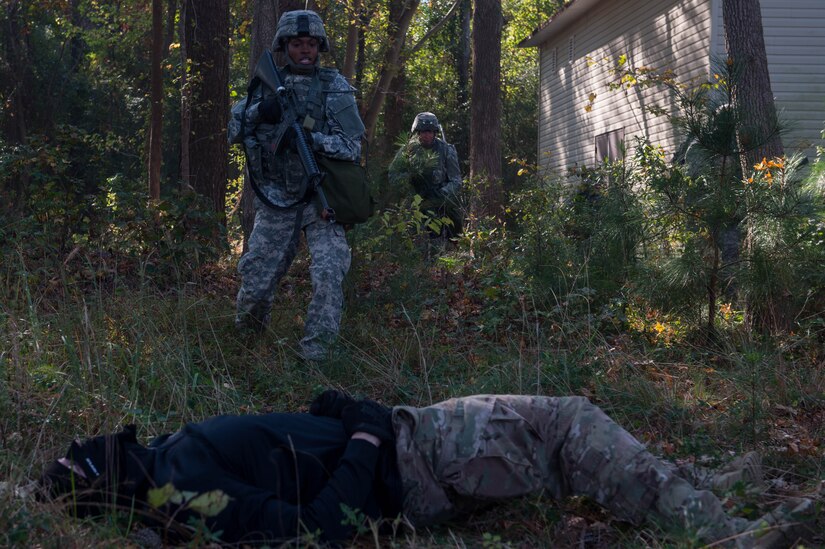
[314,74,363,161]
[227,98,247,144]
[227,86,264,144]
[441,143,462,196]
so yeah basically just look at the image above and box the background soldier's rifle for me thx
[255,50,336,223]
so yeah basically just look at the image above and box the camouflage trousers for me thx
[236,199,351,356]
[393,395,739,542]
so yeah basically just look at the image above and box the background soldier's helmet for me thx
[411,112,440,133]
[273,10,329,52]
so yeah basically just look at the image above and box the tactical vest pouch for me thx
[316,156,375,224]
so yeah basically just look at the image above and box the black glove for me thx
[341,400,394,443]
[309,389,355,419]
[258,95,282,124]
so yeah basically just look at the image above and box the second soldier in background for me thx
[389,112,463,239]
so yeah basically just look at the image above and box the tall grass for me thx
[1,198,823,546]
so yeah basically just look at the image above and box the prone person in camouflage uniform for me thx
[228,11,365,361]
[393,395,796,545]
[388,112,463,238]
[40,391,814,547]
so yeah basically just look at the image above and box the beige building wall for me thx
[538,0,714,174]
[534,0,825,175]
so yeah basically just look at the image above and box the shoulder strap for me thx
[319,67,338,82]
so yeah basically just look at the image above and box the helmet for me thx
[273,10,329,52]
[411,112,440,133]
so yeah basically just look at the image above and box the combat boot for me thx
[735,497,816,549]
[298,340,328,363]
[711,451,765,494]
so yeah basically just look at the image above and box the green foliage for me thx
[572,61,825,338]
[147,483,231,517]
[97,178,226,278]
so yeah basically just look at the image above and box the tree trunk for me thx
[469,0,503,216]
[179,5,191,189]
[239,0,281,251]
[148,0,163,200]
[1,2,30,145]
[342,0,360,81]
[164,0,177,52]
[722,0,783,171]
[454,0,471,164]
[355,7,370,93]
[383,67,406,148]
[361,0,419,144]
[1,2,34,211]
[184,0,230,221]
[723,0,788,333]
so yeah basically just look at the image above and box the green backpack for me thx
[316,155,375,225]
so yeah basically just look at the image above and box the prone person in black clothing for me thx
[39,394,402,545]
[39,390,814,548]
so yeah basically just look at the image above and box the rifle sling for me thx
[240,75,312,212]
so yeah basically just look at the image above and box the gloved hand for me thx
[341,400,394,443]
[258,95,282,124]
[309,389,355,419]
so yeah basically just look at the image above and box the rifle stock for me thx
[254,50,336,223]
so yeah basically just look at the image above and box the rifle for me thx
[254,50,335,223]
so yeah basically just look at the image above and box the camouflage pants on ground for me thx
[393,395,739,542]
[236,199,351,356]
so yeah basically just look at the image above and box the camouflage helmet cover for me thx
[411,112,440,133]
[273,10,329,52]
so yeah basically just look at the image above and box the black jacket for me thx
[127,412,403,545]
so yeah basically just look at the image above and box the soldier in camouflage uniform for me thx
[228,11,365,361]
[392,395,813,547]
[388,112,463,238]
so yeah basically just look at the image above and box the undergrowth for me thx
[1,201,823,546]
[2,121,824,545]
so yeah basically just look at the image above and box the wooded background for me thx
[0,0,561,244]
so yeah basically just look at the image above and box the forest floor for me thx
[1,234,823,548]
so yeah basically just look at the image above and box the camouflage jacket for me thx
[228,65,364,208]
[388,138,461,199]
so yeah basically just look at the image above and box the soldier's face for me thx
[287,37,319,66]
[418,130,436,147]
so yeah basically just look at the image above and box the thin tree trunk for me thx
[239,0,281,251]
[1,2,29,212]
[707,235,719,339]
[2,2,30,145]
[342,0,360,81]
[179,5,191,189]
[149,0,163,200]
[355,7,370,93]
[184,0,230,220]
[469,0,503,216]
[361,0,419,144]
[164,0,177,52]
[454,0,471,163]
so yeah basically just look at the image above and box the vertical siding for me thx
[538,0,714,173]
